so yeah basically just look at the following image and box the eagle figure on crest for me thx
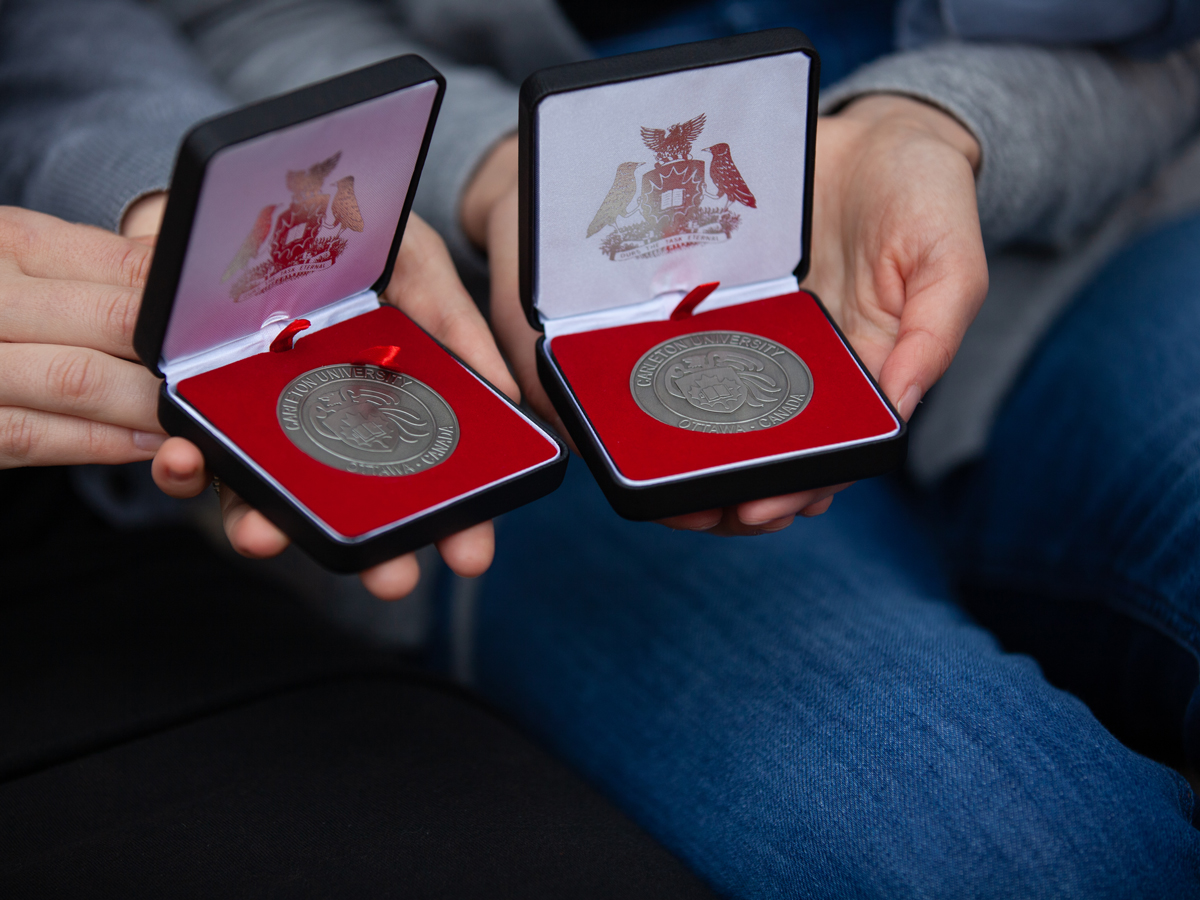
[640,113,706,165]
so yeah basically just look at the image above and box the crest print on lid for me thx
[530,50,812,321]
[223,152,366,302]
[158,77,440,366]
[588,113,759,262]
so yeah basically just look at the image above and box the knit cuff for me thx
[23,102,228,232]
[819,48,996,233]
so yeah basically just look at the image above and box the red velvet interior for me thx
[177,305,559,538]
[549,291,898,483]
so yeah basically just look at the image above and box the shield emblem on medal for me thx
[665,352,780,415]
[631,336,813,431]
[310,386,430,453]
[673,366,746,413]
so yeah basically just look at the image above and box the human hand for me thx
[684,97,986,532]
[0,206,167,468]
[804,94,986,423]
[469,99,985,536]
[471,139,844,535]
[154,212,520,599]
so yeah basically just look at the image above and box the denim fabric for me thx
[939,212,1200,768]
[591,0,895,87]
[462,213,1200,896]
[471,455,1199,897]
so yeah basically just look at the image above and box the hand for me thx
[678,98,986,531]
[0,205,166,468]
[155,212,519,600]
[469,141,839,535]
[804,94,986,423]
[468,98,986,536]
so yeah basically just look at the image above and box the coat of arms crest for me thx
[587,113,757,262]
[666,351,782,415]
[223,151,365,302]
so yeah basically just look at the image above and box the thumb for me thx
[875,246,988,421]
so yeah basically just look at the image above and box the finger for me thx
[0,274,144,357]
[435,519,495,579]
[704,506,796,537]
[220,488,291,559]
[0,407,162,468]
[736,483,850,526]
[359,553,422,601]
[120,193,168,240]
[872,182,988,421]
[0,206,154,288]
[487,189,562,424]
[658,508,724,531]
[659,507,796,536]
[0,343,161,431]
[151,436,210,498]
[384,214,520,403]
[800,495,835,517]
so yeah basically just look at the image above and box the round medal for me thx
[630,331,813,432]
[277,364,458,475]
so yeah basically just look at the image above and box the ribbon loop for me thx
[670,282,720,320]
[269,318,311,352]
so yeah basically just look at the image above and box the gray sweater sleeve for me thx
[0,0,231,231]
[157,0,526,273]
[821,41,1200,249]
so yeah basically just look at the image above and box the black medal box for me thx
[135,56,567,572]
[519,29,906,521]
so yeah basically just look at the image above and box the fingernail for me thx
[133,430,166,451]
[897,384,923,421]
[690,516,721,531]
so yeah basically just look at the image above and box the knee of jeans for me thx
[941,330,1200,659]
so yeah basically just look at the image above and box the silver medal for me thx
[277,364,458,475]
[630,331,812,432]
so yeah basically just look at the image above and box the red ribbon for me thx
[352,345,403,372]
[670,282,720,320]
[269,318,311,352]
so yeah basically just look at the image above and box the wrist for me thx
[460,135,519,250]
[836,94,981,172]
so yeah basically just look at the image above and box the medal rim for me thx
[629,330,813,431]
[277,363,459,476]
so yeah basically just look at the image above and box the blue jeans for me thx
[460,213,1200,898]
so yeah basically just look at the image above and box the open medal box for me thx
[520,29,906,520]
[135,56,567,572]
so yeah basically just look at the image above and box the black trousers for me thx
[0,468,712,898]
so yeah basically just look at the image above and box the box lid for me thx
[136,55,444,378]
[519,29,819,331]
